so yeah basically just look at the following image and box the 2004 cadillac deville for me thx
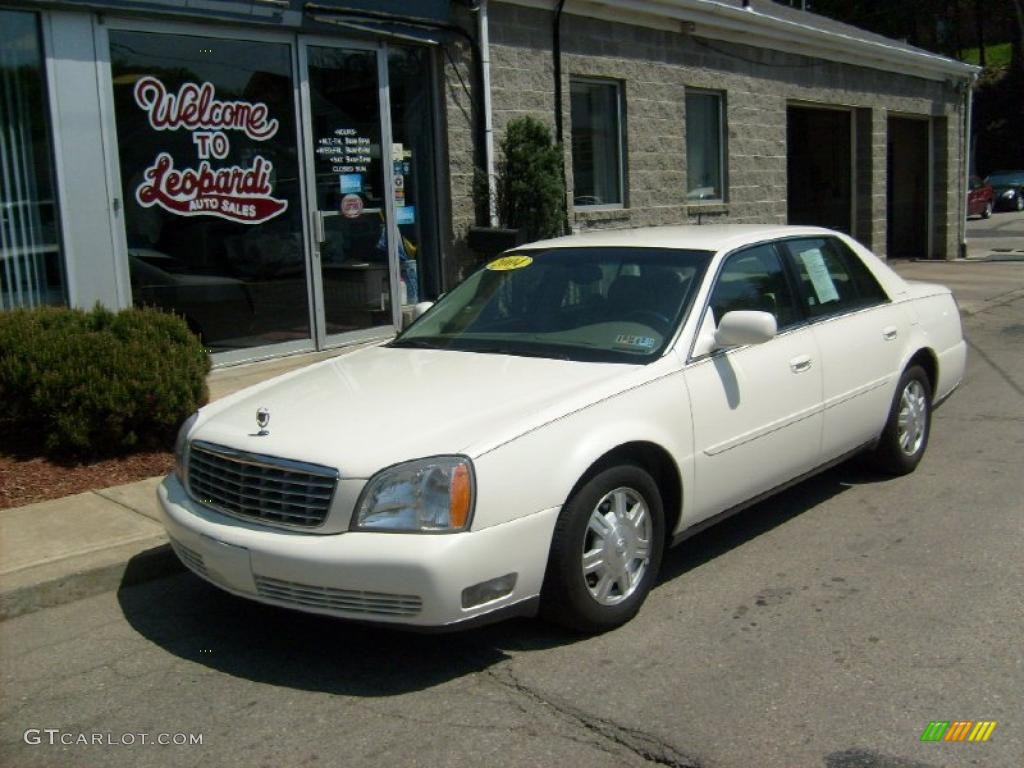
[159,225,965,633]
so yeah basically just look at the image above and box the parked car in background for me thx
[984,170,1024,212]
[160,225,966,633]
[967,176,994,219]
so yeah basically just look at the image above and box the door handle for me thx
[882,326,898,341]
[789,354,813,373]
[314,212,327,246]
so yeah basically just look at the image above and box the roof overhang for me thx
[504,0,980,83]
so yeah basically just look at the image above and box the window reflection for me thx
[111,31,307,352]
[1,10,65,309]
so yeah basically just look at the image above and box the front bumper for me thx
[158,476,560,628]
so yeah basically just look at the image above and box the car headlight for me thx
[173,412,199,483]
[352,456,475,533]
[1001,189,1015,198]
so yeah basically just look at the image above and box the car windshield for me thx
[985,172,1024,185]
[391,246,713,363]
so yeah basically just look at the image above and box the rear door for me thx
[779,236,908,460]
[685,242,823,521]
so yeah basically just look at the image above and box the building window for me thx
[570,79,624,208]
[686,91,724,202]
[1,10,65,309]
[109,30,306,353]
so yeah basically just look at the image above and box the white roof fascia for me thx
[501,0,980,83]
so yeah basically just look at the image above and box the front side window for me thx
[781,237,888,318]
[570,79,624,207]
[392,247,713,363]
[685,91,724,202]
[708,243,800,331]
[1,10,65,309]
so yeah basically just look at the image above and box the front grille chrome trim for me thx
[186,441,339,530]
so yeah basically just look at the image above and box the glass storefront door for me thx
[106,24,442,361]
[301,43,396,339]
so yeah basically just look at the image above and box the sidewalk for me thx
[3,258,1024,622]
[0,342,374,621]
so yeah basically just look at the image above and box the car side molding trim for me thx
[703,402,823,456]
[822,375,892,411]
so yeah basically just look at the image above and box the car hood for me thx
[191,344,660,477]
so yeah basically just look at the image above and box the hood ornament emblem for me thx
[256,407,270,436]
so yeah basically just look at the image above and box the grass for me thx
[960,42,1012,69]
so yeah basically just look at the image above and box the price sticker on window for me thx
[487,255,533,271]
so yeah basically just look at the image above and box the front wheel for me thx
[541,464,665,633]
[1016,194,1024,212]
[982,201,993,219]
[869,365,932,476]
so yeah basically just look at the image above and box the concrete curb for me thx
[0,538,183,622]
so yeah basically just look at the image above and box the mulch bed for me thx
[0,432,174,510]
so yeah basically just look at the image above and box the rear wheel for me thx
[541,464,665,633]
[869,365,932,476]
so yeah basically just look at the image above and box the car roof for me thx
[520,224,840,254]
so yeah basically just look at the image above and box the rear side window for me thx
[781,237,888,318]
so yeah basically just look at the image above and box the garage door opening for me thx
[887,117,930,259]
[787,106,852,233]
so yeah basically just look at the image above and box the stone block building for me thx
[0,0,977,365]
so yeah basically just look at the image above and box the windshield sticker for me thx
[487,255,533,271]
[797,248,840,304]
[614,334,657,350]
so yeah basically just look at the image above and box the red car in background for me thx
[967,176,994,219]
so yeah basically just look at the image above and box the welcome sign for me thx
[132,76,288,224]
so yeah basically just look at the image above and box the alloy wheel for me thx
[581,487,653,606]
[897,379,928,456]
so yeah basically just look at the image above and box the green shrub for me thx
[495,116,566,241]
[0,304,210,455]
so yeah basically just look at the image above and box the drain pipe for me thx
[960,73,977,260]
[478,0,498,227]
[553,0,569,233]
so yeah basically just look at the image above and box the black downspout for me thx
[553,0,569,234]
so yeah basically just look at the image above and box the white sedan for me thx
[159,225,965,633]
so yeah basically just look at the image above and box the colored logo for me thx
[920,721,996,742]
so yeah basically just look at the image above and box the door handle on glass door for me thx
[882,326,898,341]
[790,355,813,373]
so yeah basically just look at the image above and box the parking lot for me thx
[2,259,1022,768]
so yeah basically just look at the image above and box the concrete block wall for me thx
[442,2,967,271]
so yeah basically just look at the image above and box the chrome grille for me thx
[254,575,423,617]
[187,441,338,528]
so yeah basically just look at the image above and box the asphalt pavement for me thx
[1,265,1022,768]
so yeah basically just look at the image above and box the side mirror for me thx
[411,301,434,320]
[714,310,777,348]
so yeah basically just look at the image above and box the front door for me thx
[684,243,824,521]
[300,41,399,342]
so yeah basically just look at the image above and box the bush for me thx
[0,304,210,455]
[495,116,566,241]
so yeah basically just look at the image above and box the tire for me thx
[541,464,665,633]
[1016,193,1024,212]
[869,365,932,476]
[982,202,993,219]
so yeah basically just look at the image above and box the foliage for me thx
[961,43,1012,69]
[495,116,566,241]
[0,305,210,455]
